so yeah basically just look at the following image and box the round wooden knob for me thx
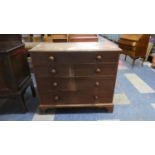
[94,95,99,100]
[96,55,102,60]
[51,69,56,74]
[53,82,58,87]
[49,56,55,61]
[96,68,101,73]
[54,95,59,101]
[95,81,100,86]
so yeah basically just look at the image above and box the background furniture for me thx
[152,53,155,69]
[23,34,98,43]
[145,42,153,61]
[69,34,98,42]
[0,34,36,113]
[118,34,150,67]
[51,34,68,42]
[30,39,121,113]
[24,42,40,50]
[100,34,120,43]
[147,35,155,63]
[33,34,42,42]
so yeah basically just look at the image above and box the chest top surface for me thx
[30,38,122,53]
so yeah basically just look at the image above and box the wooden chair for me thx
[118,34,150,67]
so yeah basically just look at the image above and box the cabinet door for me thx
[10,47,30,87]
[0,56,12,95]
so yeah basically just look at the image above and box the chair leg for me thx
[124,55,127,61]
[16,94,28,113]
[30,83,36,97]
[141,57,145,67]
[132,59,135,68]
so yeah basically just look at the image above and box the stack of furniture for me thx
[0,34,36,113]
[30,39,121,113]
[118,34,150,67]
[69,34,98,42]
[23,34,99,50]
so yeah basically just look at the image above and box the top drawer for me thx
[30,51,119,66]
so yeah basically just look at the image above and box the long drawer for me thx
[38,91,113,105]
[30,51,119,66]
[33,63,118,77]
[36,77,116,91]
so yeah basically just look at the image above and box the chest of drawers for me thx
[30,40,121,113]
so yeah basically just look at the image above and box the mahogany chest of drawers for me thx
[30,40,121,113]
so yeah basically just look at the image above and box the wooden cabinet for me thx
[30,40,121,113]
[118,34,150,67]
[0,34,36,113]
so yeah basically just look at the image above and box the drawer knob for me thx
[94,95,99,100]
[53,82,58,87]
[96,68,101,73]
[95,81,100,86]
[49,56,55,61]
[54,95,59,101]
[96,55,102,60]
[51,69,56,74]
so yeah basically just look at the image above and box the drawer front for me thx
[30,51,119,66]
[39,91,113,105]
[33,63,118,78]
[33,65,72,77]
[74,63,118,76]
[36,77,116,91]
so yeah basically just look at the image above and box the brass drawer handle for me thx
[49,56,55,61]
[51,69,56,74]
[54,95,59,101]
[95,68,101,73]
[96,55,102,60]
[95,81,100,86]
[53,82,58,87]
